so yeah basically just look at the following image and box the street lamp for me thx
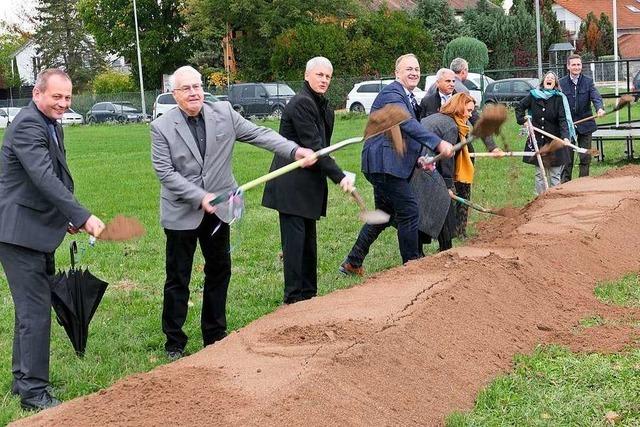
[132,0,146,118]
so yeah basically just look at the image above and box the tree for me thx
[443,37,489,72]
[347,8,438,76]
[271,24,350,81]
[0,34,26,89]
[91,70,135,93]
[413,0,459,53]
[32,0,105,91]
[78,0,196,90]
[578,12,606,58]
[191,0,360,80]
[598,13,614,57]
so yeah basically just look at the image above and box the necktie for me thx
[409,93,419,117]
[188,116,206,158]
[47,123,60,149]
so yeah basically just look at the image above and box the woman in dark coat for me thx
[515,71,575,195]
[417,92,477,251]
[262,57,352,304]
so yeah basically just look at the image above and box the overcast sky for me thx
[0,0,36,33]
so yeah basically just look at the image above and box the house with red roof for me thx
[552,0,640,59]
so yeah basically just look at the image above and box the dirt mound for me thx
[15,167,640,426]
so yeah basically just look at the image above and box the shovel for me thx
[572,94,634,125]
[350,189,390,224]
[209,104,411,207]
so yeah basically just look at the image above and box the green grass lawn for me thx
[0,112,637,424]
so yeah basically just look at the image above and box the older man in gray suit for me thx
[0,69,104,410]
[151,66,314,360]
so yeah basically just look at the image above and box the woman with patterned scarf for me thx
[516,71,575,195]
[419,92,477,251]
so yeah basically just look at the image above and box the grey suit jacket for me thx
[0,102,91,253]
[151,101,299,229]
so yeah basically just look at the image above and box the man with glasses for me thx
[340,54,454,276]
[151,66,315,360]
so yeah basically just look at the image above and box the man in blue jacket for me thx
[340,54,454,275]
[559,54,605,182]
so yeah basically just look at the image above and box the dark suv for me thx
[228,83,295,117]
[482,78,538,106]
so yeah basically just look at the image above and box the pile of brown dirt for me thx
[16,166,640,426]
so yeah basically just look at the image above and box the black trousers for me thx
[0,242,54,399]
[562,133,593,182]
[162,214,230,352]
[279,213,317,304]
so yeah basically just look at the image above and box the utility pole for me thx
[535,0,543,80]
[133,0,146,118]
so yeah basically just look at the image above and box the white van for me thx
[152,92,221,120]
[423,72,494,105]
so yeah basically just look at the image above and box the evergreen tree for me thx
[414,0,459,53]
[578,12,605,58]
[598,12,614,56]
[33,0,105,91]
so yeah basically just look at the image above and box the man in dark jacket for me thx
[339,54,454,275]
[0,69,104,410]
[559,54,605,182]
[262,57,354,304]
[420,68,456,119]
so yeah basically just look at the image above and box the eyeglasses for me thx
[175,83,203,93]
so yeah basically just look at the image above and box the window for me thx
[513,81,533,93]
[357,83,382,93]
[256,86,268,97]
[241,85,255,98]
[463,79,479,91]
[263,84,295,96]
[158,94,176,104]
[92,103,107,111]
[492,82,510,93]
[626,5,640,12]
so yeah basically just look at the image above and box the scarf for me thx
[529,88,577,142]
[453,115,474,184]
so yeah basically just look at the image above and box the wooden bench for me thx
[592,128,640,161]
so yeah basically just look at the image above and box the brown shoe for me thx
[339,262,364,277]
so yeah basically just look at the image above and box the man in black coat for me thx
[420,68,457,119]
[559,54,605,182]
[0,69,105,410]
[262,57,354,304]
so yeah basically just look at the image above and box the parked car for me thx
[228,82,295,117]
[0,107,23,124]
[152,92,221,120]
[423,72,494,105]
[482,78,539,106]
[59,108,83,125]
[346,79,426,114]
[86,102,146,124]
[0,108,8,128]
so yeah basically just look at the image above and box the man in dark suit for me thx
[0,69,105,410]
[420,68,457,119]
[151,66,314,359]
[262,57,354,304]
[559,54,605,182]
[340,54,454,275]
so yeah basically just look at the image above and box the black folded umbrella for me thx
[51,241,108,356]
[409,167,451,239]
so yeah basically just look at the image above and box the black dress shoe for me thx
[20,391,61,411]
